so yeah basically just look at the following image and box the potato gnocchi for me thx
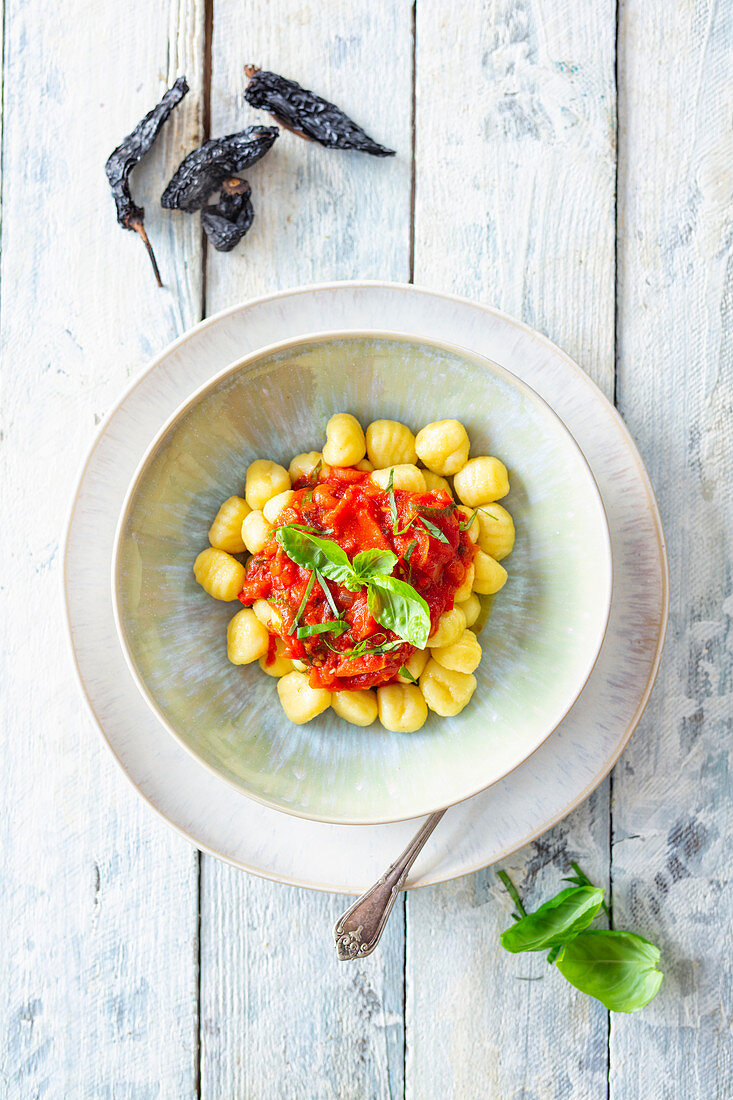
[193,413,514,730]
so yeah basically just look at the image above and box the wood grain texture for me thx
[199,3,413,1096]
[613,0,733,1096]
[0,0,205,1094]
[408,1,616,1095]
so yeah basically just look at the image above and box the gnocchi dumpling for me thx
[428,607,466,649]
[331,689,378,727]
[263,489,295,524]
[208,496,250,553]
[366,419,418,469]
[414,419,470,476]
[258,636,295,678]
[453,456,509,507]
[241,510,274,554]
[371,464,427,493]
[420,659,477,717]
[476,503,515,561]
[226,607,269,664]
[277,671,331,724]
[456,593,481,628]
[322,413,367,466]
[193,548,245,601]
[431,629,482,675]
[377,683,428,732]
[453,561,475,603]
[245,459,291,511]
[396,648,429,684]
[252,598,280,630]
[473,549,508,595]
[288,451,325,482]
[422,471,453,495]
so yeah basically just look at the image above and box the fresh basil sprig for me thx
[276,525,429,648]
[498,864,663,1013]
[500,886,604,953]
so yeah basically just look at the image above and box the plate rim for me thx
[110,326,613,826]
[62,281,669,890]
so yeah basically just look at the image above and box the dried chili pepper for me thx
[201,178,255,252]
[105,76,189,286]
[244,66,395,157]
[161,127,278,212]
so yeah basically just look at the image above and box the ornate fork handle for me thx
[333,809,447,960]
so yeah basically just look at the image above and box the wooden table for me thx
[2,1,731,1096]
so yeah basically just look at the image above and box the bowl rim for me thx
[111,328,613,825]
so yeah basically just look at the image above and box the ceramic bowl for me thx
[112,332,612,825]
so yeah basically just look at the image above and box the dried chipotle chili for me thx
[161,126,278,212]
[105,76,189,286]
[244,66,395,157]
[201,178,255,252]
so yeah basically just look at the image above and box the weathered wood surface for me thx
[612,0,733,1096]
[408,2,616,1096]
[0,0,206,1095]
[0,0,730,1097]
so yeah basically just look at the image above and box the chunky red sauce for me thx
[239,466,476,691]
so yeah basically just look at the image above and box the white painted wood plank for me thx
[612,1,733,1095]
[200,3,413,1096]
[408,1,617,1095]
[0,1,205,1094]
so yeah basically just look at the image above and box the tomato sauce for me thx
[239,466,476,691]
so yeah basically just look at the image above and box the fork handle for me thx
[333,808,447,960]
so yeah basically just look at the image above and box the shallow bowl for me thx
[113,332,612,824]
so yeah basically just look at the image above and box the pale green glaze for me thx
[114,334,611,824]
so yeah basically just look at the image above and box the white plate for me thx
[64,282,668,892]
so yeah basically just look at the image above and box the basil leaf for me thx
[277,527,359,589]
[367,575,431,648]
[296,620,349,639]
[418,516,450,544]
[500,886,605,953]
[289,572,315,635]
[398,664,418,683]
[352,549,398,581]
[555,930,663,1013]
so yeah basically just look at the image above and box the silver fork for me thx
[333,809,446,960]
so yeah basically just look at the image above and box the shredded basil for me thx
[314,570,340,618]
[398,664,418,683]
[418,516,450,544]
[386,468,399,531]
[296,620,349,639]
[459,511,478,532]
[289,572,315,634]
